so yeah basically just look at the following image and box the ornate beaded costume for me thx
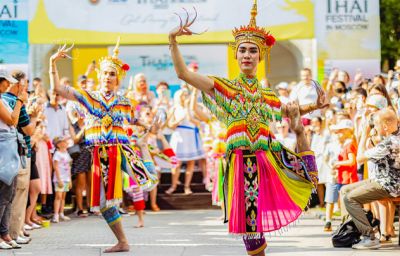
[200,1,317,243]
[72,38,157,211]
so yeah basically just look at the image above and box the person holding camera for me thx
[342,108,400,250]
[0,69,29,249]
[1,70,42,245]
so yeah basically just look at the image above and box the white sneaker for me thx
[352,236,381,250]
[19,235,32,242]
[6,240,22,249]
[51,216,59,223]
[23,224,33,230]
[15,236,30,244]
[0,241,12,249]
[31,223,41,229]
[60,215,71,221]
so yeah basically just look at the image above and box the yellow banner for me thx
[29,0,314,45]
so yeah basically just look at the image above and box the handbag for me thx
[68,143,81,158]
[0,130,20,185]
[332,211,379,248]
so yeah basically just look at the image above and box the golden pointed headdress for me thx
[231,0,275,62]
[98,37,130,81]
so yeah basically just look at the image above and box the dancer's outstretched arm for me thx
[287,101,319,188]
[286,101,310,152]
[49,44,77,101]
[169,11,214,95]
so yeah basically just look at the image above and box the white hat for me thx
[330,119,353,131]
[0,69,18,83]
[276,82,289,90]
[366,94,388,110]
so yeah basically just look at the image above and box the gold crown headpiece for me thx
[231,0,275,63]
[98,37,130,81]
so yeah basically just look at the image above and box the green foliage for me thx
[380,0,400,67]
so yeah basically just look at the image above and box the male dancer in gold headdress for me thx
[49,40,158,253]
[169,1,327,255]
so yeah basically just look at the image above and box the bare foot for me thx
[165,186,176,195]
[134,224,144,228]
[184,187,193,195]
[103,242,130,253]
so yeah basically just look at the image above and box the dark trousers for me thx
[0,178,17,236]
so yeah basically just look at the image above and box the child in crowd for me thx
[51,136,72,223]
[333,119,358,190]
[123,173,146,228]
[328,120,358,228]
[324,119,358,231]
[323,131,341,232]
[35,121,53,215]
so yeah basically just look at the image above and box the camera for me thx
[368,114,375,129]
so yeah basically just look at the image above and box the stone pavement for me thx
[2,210,399,256]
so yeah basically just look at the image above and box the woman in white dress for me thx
[310,117,330,207]
[166,89,205,195]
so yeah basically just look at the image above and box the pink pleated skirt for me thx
[35,140,53,194]
[224,147,316,237]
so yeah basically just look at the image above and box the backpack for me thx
[331,211,379,248]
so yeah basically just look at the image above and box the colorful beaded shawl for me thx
[202,74,282,153]
[73,88,132,147]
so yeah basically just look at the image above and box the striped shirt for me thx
[1,92,32,157]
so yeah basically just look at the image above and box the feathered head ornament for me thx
[98,37,130,82]
[231,0,275,67]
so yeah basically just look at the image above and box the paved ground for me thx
[2,209,399,256]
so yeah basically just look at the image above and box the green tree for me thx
[380,0,400,69]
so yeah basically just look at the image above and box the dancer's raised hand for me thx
[313,80,329,109]
[168,7,214,94]
[169,7,207,41]
[50,43,74,64]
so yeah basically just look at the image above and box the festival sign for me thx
[315,0,380,80]
[29,0,314,44]
[0,0,29,73]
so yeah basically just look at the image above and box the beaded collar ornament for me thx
[231,0,276,67]
[98,37,130,82]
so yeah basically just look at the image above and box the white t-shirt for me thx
[53,151,72,182]
[289,82,321,119]
[278,95,290,105]
[43,104,69,140]
[275,133,297,151]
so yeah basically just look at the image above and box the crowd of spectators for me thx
[0,60,399,250]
